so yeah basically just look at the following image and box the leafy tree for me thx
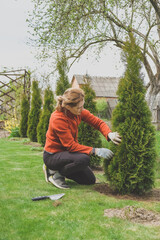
[29,0,160,116]
[37,86,55,146]
[56,53,70,96]
[27,80,42,142]
[78,76,102,167]
[104,35,156,195]
[19,94,30,137]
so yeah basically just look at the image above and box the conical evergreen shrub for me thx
[56,52,70,95]
[27,80,42,142]
[104,35,156,194]
[19,94,30,137]
[78,78,102,167]
[37,86,55,146]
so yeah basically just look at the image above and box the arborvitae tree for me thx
[78,77,102,167]
[19,94,30,137]
[55,52,70,95]
[37,86,55,146]
[27,80,42,142]
[104,35,156,195]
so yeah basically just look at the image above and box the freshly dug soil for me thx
[104,206,160,226]
[94,183,160,226]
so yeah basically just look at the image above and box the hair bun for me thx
[57,96,63,103]
[56,88,84,112]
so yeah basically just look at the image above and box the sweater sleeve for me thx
[81,109,112,139]
[54,117,92,154]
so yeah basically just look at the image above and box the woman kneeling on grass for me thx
[43,88,121,189]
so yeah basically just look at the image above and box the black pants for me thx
[43,151,96,185]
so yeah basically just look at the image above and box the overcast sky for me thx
[0,0,125,88]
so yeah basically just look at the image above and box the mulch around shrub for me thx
[94,183,160,202]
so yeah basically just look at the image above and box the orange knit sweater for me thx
[44,109,111,155]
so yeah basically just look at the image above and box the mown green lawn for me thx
[0,135,160,240]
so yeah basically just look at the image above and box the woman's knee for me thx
[87,175,96,185]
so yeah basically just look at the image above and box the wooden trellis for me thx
[0,69,30,117]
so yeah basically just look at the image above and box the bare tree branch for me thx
[69,38,124,68]
[150,0,160,19]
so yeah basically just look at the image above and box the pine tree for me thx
[37,86,55,146]
[78,77,102,167]
[104,35,156,195]
[27,80,42,142]
[19,94,30,137]
[56,52,70,95]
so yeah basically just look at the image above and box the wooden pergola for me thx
[0,69,30,117]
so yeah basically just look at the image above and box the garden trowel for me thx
[32,193,65,201]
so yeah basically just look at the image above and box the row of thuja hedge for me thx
[11,36,158,195]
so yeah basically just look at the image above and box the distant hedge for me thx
[27,81,42,142]
[37,86,54,146]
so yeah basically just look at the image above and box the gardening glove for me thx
[108,132,122,145]
[95,148,114,160]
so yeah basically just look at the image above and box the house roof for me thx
[72,74,120,98]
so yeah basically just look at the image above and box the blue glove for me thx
[95,148,114,160]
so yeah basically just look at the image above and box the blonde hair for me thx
[56,88,84,112]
